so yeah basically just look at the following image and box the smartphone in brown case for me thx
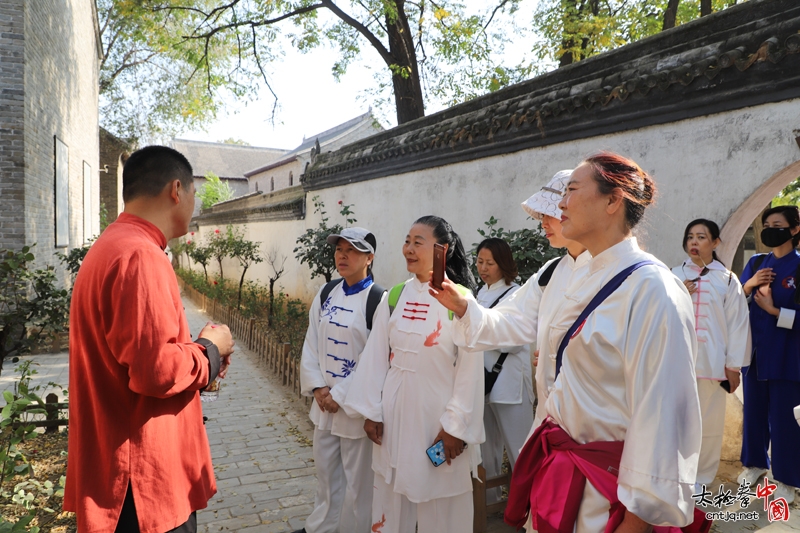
[432,243,446,290]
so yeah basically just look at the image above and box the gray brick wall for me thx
[0,0,26,251]
[23,0,99,272]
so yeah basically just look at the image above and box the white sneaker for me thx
[738,466,767,486]
[774,481,796,504]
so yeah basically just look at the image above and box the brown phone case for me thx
[433,243,446,290]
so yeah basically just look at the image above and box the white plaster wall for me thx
[187,98,800,304]
[311,98,800,291]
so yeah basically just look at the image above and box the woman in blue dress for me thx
[739,205,800,504]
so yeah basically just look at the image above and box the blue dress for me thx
[740,250,800,487]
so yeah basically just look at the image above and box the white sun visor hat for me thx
[326,227,376,254]
[521,169,574,220]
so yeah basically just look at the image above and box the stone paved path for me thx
[183,296,317,533]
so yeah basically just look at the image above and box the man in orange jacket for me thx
[64,146,235,533]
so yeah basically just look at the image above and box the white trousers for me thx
[697,379,727,485]
[482,387,534,503]
[305,428,374,533]
[372,470,473,533]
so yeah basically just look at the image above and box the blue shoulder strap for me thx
[554,260,661,379]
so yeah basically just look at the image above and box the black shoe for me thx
[291,529,306,533]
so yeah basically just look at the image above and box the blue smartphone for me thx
[426,440,446,467]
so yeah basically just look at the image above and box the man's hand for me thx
[612,510,652,533]
[724,367,741,394]
[364,419,383,445]
[198,322,235,356]
[533,349,540,367]
[219,354,232,379]
[428,276,469,318]
[432,428,465,466]
[313,387,331,412]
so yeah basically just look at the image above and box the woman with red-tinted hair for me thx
[433,152,705,533]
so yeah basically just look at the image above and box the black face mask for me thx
[761,227,795,248]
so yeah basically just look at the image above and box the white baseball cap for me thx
[326,227,376,254]
[521,169,573,220]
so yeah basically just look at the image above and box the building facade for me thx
[0,0,101,273]
[245,111,383,194]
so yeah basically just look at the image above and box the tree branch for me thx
[356,0,389,35]
[320,0,394,65]
[181,3,324,43]
[250,25,279,123]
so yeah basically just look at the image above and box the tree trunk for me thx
[268,278,276,327]
[202,264,208,282]
[663,0,681,30]
[217,258,224,281]
[700,0,712,17]
[237,266,248,310]
[385,1,424,124]
[559,0,580,67]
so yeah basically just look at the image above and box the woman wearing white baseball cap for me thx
[297,226,386,533]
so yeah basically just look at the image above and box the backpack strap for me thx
[555,260,662,379]
[319,278,344,309]
[488,286,514,309]
[365,283,386,331]
[538,258,562,287]
[387,282,406,316]
[752,253,767,272]
[448,285,471,320]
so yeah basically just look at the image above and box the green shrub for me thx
[0,247,69,376]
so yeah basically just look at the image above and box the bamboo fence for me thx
[178,279,311,407]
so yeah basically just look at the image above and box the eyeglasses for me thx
[682,263,709,282]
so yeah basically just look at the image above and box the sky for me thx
[178,1,541,151]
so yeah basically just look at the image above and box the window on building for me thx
[270,177,274,192]
[54,137,69,248]
[289,171,293,186]
[83,161,92,243]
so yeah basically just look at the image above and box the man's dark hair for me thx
[122,146,194,202]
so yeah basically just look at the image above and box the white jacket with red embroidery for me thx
[671,258,752,379]
[343,276,484,503]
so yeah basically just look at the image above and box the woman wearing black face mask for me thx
[739,205,800,504]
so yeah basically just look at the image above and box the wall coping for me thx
[303,0,800,191]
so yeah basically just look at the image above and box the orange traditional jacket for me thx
[64,213,216,533]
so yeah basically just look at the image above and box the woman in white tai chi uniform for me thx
[449,169,590,431]
[432,152,705,533]
[343,215,484,533]
[298,227,385,533]
[474,237,533,504]
[671,218,751,490]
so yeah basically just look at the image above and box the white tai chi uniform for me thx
[537,238,701,531]
[300,277,385,533]
[672,259,751,484]
[453,251,592,431]
[476,280,533,503]
[343,277,484,533]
